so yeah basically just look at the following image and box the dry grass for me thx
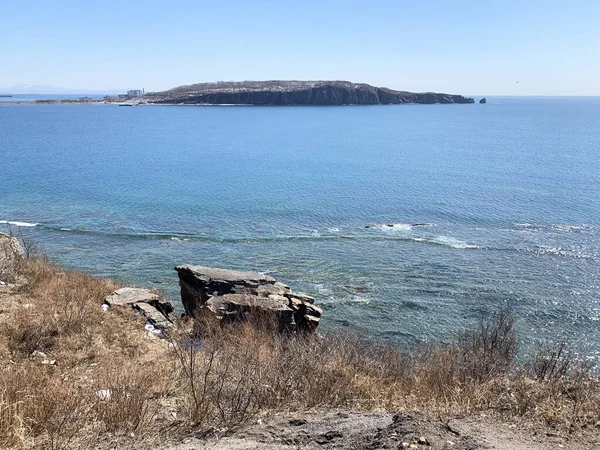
[0,248,599,448]
[0,250,174,448]
[173,313,600,432]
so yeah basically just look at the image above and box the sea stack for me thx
[479,97,487,104]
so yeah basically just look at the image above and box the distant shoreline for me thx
[0,100,476,107]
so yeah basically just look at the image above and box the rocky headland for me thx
[143,80,474,106]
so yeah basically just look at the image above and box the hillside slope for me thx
[144,80,474,105]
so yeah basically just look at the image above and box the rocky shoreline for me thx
[2,232,599,450]
[99,264,324,337]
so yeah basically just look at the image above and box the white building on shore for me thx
[127,89,144,98]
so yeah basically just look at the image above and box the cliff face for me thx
[144,81,474,105]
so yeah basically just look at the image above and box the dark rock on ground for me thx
[144,80,474,106]
[166,410,502,449]
[174,264,322,332]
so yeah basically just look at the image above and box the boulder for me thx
[174,264,322,332]
[105,287,174,329]
[0,233,24,284]
[0,233,24,258]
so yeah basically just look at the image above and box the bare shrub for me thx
[456,308,517,382]
[172,320,268,429]
[530,343,577,382]
[16,228,47,261]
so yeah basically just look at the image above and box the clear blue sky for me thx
[2,0,599,95]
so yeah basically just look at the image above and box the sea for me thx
[1,97,599,360]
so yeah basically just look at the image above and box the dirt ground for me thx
[153,410,599,450]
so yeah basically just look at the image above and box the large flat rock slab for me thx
[175,265,277,285]
[105,287,160,306]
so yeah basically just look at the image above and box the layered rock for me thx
[145,80,474,106]
[174,264,322,332]
[104,287,174,329]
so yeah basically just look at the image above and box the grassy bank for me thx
[0,248,599,448]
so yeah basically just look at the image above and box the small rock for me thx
[97,389,112,401]
[316,430,343,444]
[289,418,307,426]
[417,436,430,445]
[145,321,163,336]
[30,350,56,365]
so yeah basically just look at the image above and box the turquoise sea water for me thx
[1,98,599,358]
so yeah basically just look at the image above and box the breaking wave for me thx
[0,220,39,227]
[367,222,434,231]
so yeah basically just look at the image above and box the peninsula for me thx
[143,80,474,106]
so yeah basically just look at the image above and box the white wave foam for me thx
[416,235,481,249]
[515,223,592,234]
[0,220,38,227]
[551,224,587,233]
[327,227,340,232]
[374,223,413,231]
[319,295,371,306]
[531,246,592,259]
[435,236,481,249]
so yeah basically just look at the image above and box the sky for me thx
[1,0,599,95]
